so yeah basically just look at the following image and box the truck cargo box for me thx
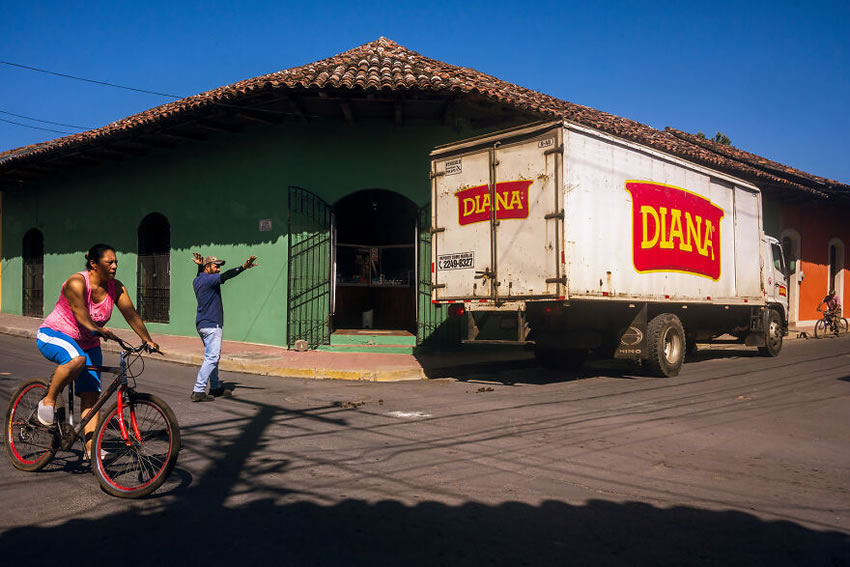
[430,121,766,306]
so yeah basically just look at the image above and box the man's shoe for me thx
[190,392,215,402]
[209,387,233,398]
[36,399,55,426]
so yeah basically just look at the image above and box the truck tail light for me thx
[448,304,466,317]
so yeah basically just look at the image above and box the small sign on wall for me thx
[259,219,272,232]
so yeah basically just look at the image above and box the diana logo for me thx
[626,181,725,280]
[456,180,532,226]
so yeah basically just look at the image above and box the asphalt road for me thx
[1,333,848,566]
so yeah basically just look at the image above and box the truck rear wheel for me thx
[646,313,685,377]
[534,348,587,372]
[758,309,783,357]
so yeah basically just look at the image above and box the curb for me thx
[0,326,534,382]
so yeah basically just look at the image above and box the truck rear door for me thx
[430,122,565,302]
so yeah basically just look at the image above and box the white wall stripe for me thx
[37,332,83,359]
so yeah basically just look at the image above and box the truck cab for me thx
[764,235,790,330]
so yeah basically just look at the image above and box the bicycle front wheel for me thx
[814,319,827,339]
[4,379,59,471]
[92,393,180,498]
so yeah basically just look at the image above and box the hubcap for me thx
[662,328,683,364]
[768,320,781,346]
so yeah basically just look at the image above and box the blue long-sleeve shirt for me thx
[193,266,245,329]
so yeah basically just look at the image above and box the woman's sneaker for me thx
[36,399,54,426]
[190,391,215,402]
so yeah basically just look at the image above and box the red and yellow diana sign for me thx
[456,180,532,226]
[626,181,725,280]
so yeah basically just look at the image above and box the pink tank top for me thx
[42,271,117,350]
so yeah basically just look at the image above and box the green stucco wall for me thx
[1,118,493,346]
[762,196,781,238]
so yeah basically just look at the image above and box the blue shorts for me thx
[36,327,102,395]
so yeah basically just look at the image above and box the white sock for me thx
[37,399,54,426]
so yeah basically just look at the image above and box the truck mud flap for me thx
[614,304,648,360]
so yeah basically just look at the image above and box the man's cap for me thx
[203,256,225,266]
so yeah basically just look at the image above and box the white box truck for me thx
[430,121,789,376]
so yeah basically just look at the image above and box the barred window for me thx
[137,213,170,323]
[22,228,44,318]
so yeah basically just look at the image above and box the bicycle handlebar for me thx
[101,333,161,355]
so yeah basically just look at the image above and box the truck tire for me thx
[758,309,783,357]
[645,313,685,377]
[534,348,587,372]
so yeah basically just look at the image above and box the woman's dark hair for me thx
[85,243,115,270]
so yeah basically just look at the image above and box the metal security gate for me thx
[22,229,44,318]
[416,204,456,347]
[137,254,170,323]
[137,213,171,323]
[287,186,332,348]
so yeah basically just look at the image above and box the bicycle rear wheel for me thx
[92,393,180,498]
[814,319,827,338]
[837,318,849,336]
[4,379,59,471]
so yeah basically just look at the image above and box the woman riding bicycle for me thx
[34,243,159,457]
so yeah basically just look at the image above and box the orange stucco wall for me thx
[781,202,848,322]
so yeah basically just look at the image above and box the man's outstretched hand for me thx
[243,255,258,269]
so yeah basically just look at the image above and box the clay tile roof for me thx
[1,37,847,198]
[665,127,848,194]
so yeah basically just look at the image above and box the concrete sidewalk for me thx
[0,313,816,382]
[0,312,535,382]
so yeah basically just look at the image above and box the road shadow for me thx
[0,493,846,566]
[3,352,849,566]
[686,348,762,362]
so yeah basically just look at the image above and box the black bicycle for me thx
[814,309,849,338]
[4,336,180,498]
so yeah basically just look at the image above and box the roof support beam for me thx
[10,164,58,175]
[282,96,309,123]
[162,129,207,142]
[0,180,25,190]
[109,142,150,156]
[234,109,283,125]
[442,99,457,128]
[340,101,355,126]
[136,136,178,150]
[197,121,242,134]
[394,99,404,126]
[62,153,100,166]
[83,149,126,161]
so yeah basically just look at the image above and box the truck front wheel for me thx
[646,313,685,377]
[758,309,783,357]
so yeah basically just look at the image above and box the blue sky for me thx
[1,0,848,183]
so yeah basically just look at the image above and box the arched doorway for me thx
[137,213,171,323]
[828,238,845,300]
[780,229,801,325]
[333,189,418,333]
[22,228,44,318]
